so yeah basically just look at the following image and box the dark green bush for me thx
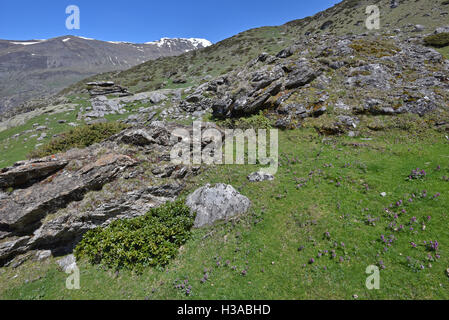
[424,33,449,48]
[74,201,195,272]
[28,122,128,158]
[217,111,273,130]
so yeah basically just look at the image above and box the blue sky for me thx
[0,0,341,43]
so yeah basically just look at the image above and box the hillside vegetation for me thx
[0,0,449,300]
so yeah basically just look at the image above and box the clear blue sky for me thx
[0,0,341,43]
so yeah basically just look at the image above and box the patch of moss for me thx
[349,39,400,58]
[424,33,449,48]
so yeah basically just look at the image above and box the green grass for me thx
[1,128,448,300]
[436,46,449,59]
[28,122,128,159]
[0,106,83,168]
[424,32,449,48]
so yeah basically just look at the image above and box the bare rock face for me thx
[192,34,449,130]
[87,81,131,97]
[0,153,136,234]
[186,184,251,228]
[0,160,68,188]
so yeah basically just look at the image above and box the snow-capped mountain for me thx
[145,37,212,49]
[0,36,212,114]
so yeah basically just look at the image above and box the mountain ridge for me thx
[0,35,212,115]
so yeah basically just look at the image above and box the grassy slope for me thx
[0,97,158,168]
[1,128,448,300]
[2,0,449,300]
[0,101,83,168]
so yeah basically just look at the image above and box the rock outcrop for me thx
[87,82,131,97]
[0,122,223,266]
[186,183,251,228]
[169,33,449,131]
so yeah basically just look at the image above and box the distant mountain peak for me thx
[0,35,212,114]
[144,37,212,49]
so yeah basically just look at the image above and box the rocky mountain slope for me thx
[58,0,449,99]
[1,0,449,298]
[0,36,212,116]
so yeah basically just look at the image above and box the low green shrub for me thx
[74,201,195,272]
[349,39,400,57]
[424,33,449,48]
[217,111,273,130]
[28,122,128,158]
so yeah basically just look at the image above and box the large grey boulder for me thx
[149,92,167,104]
[186,184,251,228]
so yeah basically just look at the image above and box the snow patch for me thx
[144,37,212,49]
[76,36,94,41]
[10,41,43,46]
[107,41,132,44]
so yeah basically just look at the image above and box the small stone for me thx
[247,171,275,182]
[35,126,47,131]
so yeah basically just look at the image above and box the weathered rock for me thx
[87,81,130,97]
[212,99,233,119]
[274,117,292,129]
[434,26,449,34]
[0,236,30,264]
[0,159,68,188]
[276,45,298,58]
[35,250,52,261]
[285,59,321,89]
[186,184,251,228]
[149,92,167,104]
[0,153,136,233]
[413,24,425,32]
[337,115,359,128]
[390,0,398,9]
[346,64,392,90]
